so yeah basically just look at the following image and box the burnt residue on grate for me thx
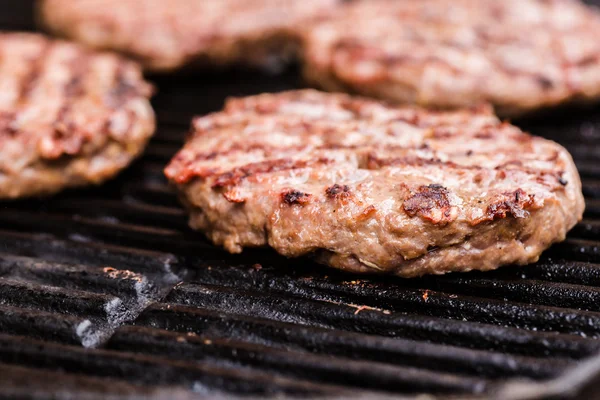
[2,0,600,398]
[0,233,182,348]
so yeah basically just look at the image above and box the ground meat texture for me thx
[164,90,584,278]
[0,33,155,199]
[301,0,600,117]
[38,0,341,72]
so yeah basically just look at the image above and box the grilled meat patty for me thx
[37,0,341,72]
[302,0,600,117]
[0,33,155,199]
[165,90,584,277]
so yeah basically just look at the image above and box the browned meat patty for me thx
[164,90,584,278]
[37,0,341,72]
[0,33,155,199]
[302,0,600,117]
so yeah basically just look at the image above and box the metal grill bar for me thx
[134,303,567,379]
[181,262,600,337]
[0,334,347,397]
[164,283,600,359]
[107,325,489,394]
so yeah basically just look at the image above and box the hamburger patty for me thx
[302,0,600,117]
[0,33,155,199]
[37,0,341,72]
[165,90,584,277]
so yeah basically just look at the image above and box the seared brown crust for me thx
[165,90,584,277]
[37,0,341,72]
[0,33,155,199]
[403,184,456,226]
[302,0,600,116]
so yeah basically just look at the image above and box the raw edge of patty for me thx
[300,0,600,117]
[0,33,155,199]
[164,90,584,278]
[36,0,342,72]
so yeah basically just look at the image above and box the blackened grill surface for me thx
[2,1,600,399]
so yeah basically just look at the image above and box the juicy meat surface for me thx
[302,0,600,116]
[165,90,584,277]
[38,0,341,72]
[0,33,155,199]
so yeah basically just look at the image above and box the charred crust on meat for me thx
[558,176,568,186]
[0,112,16,138]
[281,189,311,205]
[537,76,554,90]
[474,131,494,139]
[484,189,535,222]
[326,184,351,199]
[403,184,456,225]
[427,183,444,189]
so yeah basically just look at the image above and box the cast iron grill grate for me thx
[2,1,600,398]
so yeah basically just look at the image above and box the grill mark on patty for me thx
[187,143,306,164]
[63,55,89,98]
[365,153,563,191]
[403,184,457,225]
[333,39,465,76]
[332,27,586,90]
[364,154,481,171]
[170,141,450,184]
[17,41,54,104]
[106,61,141,109]
[0,41,54,144]
[186,142,434,166]
[537,76,554,90]
[0,112,17,139]
[210,157,332,188]
[47,52,91,159]
[224,93,475,129]
[170,137,558,190]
